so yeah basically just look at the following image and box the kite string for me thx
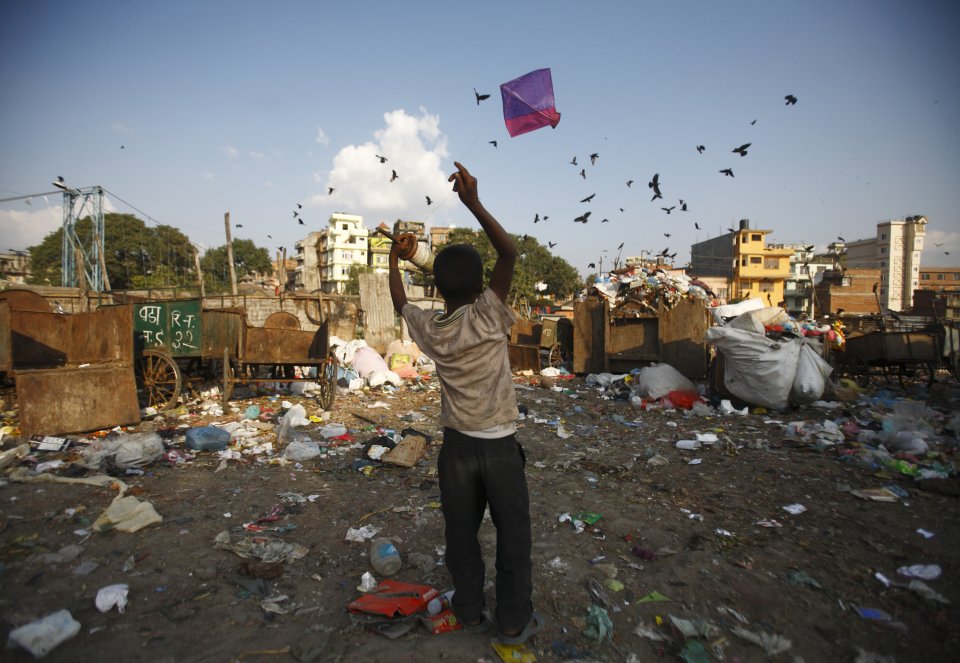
[419,129,485,223]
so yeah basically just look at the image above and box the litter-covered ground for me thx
[1,373,959,662]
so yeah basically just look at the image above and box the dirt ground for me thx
[1,374,958,663]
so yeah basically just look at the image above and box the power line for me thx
[0,190,60,204]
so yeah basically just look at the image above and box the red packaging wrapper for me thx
[347,580,438,618]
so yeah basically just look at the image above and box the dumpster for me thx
[573,297,710,380]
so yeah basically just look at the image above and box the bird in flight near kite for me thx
[679,200,688,211]
[579,169,586,179]
[426,196,432,205]
[376,155,388,163]
[626,180,634,187]
[390,170,398,182]
[474,88,491,105]
[732,143,751,157]
[580,193,596,203]
[720,168,734,177]
[695,222,701,230]
[548,242,557,248]
[489,140,497,148]
[661,206,675,214]
[601,218,609,223]
[574,212,591,224]
[500,68,561,137]
[328,187,335,195]
[589,153,599,165]
[696,145,705,154]
[785,94,798,105]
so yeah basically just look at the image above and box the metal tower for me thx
[60,185,106,290]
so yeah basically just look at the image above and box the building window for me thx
[880,247,886,254]
[880,288,886,296]
[800,265,809,275]
[750,256,762,264]
[342,224,348,230]
[921,273,930,280]
[937,274,945,280]
[751,234,761,242]
[764,257,779,269]
[759,282,774,293]
[842,277,852,286]
[881,233,886,240]
[341,268,348,276]
[739,280,750,291]
[881,261,886,268]
[741,258,747,266]
[954,274,960,281]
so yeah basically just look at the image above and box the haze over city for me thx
[1,0,958,273]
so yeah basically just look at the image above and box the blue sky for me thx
[1,0,958,275]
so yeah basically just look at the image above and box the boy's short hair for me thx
[433,244,483,300]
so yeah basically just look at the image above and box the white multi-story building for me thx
[293,213,369,293]
[844,215,927,312]
[775,244,837,318]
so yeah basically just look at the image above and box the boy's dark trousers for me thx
[438,427,532,632]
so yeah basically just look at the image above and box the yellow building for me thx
[689,219,793,306]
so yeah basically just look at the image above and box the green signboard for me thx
[134,300,202,357]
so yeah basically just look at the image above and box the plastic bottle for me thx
[427,590,455,616]
[369,538,402,576]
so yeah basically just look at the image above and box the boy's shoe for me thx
[460,613,492,633]
[496,612,545,644]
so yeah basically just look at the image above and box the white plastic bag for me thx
[282,437,322,461]
[633,364,696,399]
[729,307,792,336]
[706,326,801,409]
[791,343,833,404]
[350,346,387,378]
[8,610,81,657]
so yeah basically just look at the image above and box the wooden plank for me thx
[359,272,394,354]
[17,365,141,437]
[11,306,134,370]
[605,309,659,372]
[508,344,541,372]
[658,299,710,380]
[573,300,604,374]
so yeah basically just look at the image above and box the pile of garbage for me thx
[588,265,715,315]
[331,337,436,391]
[706,299,835,409]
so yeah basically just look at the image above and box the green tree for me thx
[344,263,374,295]
[445,229,581,306]
[201,239,273,292]
[27,213,196,290]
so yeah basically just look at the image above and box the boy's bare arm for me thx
[448,161,516,302]
[388,238,410,314]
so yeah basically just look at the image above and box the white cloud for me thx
[223,145,239,159]
[0,204,63,250]
[307,108,449,218]
[315,126,330,145]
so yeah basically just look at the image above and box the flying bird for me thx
[785,94,798,105]
[548,242,557,248]
[474,88,490,104]
[375,155,388,163]
[574,212,592,223]
[750,119,757,125]
[601,218,610,223]
[727,228,737,233]
[235,224,243,228]
[267,235,273,239]
[837,236,845,242]
[679,200,688,211]
[297,203,302,209]
[648,173,662,199]
[543,215,549,221]
[664,233,671,238]
[579,169,586,179]
[534,213,540,223]
[570,156,578,166]
[720,168,734,177]
[732,143,751,157]
[390,170,398,182]
[293,211,299,218]
[298,219,304,225]
[934,242,943,247]
[589,153,599,165]
[580,193,596,203]
[661,206,675,214]
[328,187,335,195]
[694,222,701,230]
[696,145,705,154]
[626,180,634,187]
[617,242,624,250]
[804,245,815,252]
[588,263,596,269]
[489,140,497,148]
[426,196,432,205]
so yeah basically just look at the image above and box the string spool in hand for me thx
[377,228,435,274]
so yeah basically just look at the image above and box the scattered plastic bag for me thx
[95,584,129,613]
[282,437,322,461]
[93,495,163,533]
[7,609,81,658]
[633,364,696,399]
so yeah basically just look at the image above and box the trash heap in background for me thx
[706,299,835,409]
[588,265,716,315]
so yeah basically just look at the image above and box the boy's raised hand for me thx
[448,161,479,208]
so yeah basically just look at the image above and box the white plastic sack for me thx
[585,373,628,388]
[8,610,81,658]
[706,326,801,409]
[335,338,368,365]
[633,364,696,399]
[351,346,389,378]
[729,307,792,336]
[791,343,833,404]
[710,298,765,326]
[79,433,164,470]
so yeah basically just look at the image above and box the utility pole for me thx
[194,250,206,299]
[224,212,238,296]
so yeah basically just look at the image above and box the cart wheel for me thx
[547,343,564,369]
[139,349,182,410]
[318,352,338,411]
[848,355,871,388]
